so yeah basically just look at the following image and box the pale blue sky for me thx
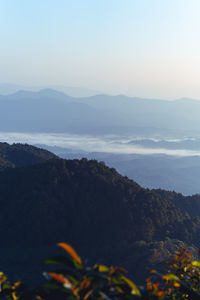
[1,0,200,98]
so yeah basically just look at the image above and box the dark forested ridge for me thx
[0,157,193,247]
[0,146,199,284]
[153,188,200,218]
[0,142,56,167]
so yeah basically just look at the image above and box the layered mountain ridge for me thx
[1,89,200,135]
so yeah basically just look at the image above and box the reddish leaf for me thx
[57,243,82,265]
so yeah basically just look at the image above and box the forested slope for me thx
[0,156,198,282]
[0,142,56,167]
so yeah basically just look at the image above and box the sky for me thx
[1,0,200,99]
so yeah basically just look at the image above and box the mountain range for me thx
[0,83,99,97]
[0,143,200,285]
[1,89,200,135]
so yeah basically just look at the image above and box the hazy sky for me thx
[1,0,200,99]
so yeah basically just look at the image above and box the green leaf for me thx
[2,283,12,290]
[99,291,112,300]
[44,255,74,266]
[44,254,83,270]
[192,261,200,267]
[163,274,180,281]
[120,275,141,296]
[97,265,110,273]
[38,282,68,291]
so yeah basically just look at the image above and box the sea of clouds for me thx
[0,132,200,156]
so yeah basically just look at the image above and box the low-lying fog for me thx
[0,132,200,156]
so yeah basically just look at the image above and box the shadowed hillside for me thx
[153,188,200,219]
[0,154,199,283]
[0,142,57,167]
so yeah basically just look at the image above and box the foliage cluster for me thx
[1,243,200,299]
[0,243,141,300]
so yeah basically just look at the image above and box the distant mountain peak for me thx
[12,90,35,96]
[6,89,74,102]
[0,83,100,97]
[38,88,70,97]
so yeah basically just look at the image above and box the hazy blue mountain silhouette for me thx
[0,89,109,132]
[0,83,99,97]
[0,89,200,134]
